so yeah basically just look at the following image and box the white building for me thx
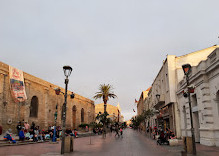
[146,45,218,138]
[177,47,219,146]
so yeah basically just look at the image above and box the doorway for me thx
[193,112,200,142]
[72,105,76,129]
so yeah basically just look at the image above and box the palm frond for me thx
[94,84,117,102]
[93,93,103,99]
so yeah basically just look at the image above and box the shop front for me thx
[155,103,175,133]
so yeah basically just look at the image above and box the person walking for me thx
[120,127,123,137]
[115,125,120,137]
[110,125,113,133]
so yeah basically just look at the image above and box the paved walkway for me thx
[0,129,218,156]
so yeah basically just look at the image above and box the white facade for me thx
[145,45,218,138]
[177,47,219,146]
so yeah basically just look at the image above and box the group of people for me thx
[92,124,124,137]
[110,125,123,137]
[151,126,176,145]
[65,128,78,137]
[4,121,67,143]
[93,127,105,135]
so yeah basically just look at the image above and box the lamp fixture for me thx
[63,66,72,77]
[182,64,191,75]
[156,94,160,101]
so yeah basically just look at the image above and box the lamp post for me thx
[182,64,196,155]
[61,66,72,155]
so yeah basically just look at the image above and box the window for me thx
[81,108,84,123]
[216,91,219,117]
[191,94,198,107]
[30,96,38,117]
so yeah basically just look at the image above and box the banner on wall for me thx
[9,66,27,103]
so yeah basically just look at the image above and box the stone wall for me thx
[0,61,95,133]
[95,103,123,122]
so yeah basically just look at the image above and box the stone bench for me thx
[169,139,183,146]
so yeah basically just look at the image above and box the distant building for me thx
[137,87,151,116]
[137,87,151,131]
[0,61,95,133]
[177,47,219,146]
[95,103,123,123]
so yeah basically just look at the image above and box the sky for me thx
[0,0,219,121]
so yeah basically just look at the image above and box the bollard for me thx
[64,136,74,153]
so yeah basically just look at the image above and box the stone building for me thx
[95,103,123,123]
[144,45,218,138]
[136,87,151,131]
[177,47,219,146]
[0,61,95,133]
[137,88,151,116]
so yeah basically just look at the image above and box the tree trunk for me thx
[104,101,107,114]
[103,100,107,138]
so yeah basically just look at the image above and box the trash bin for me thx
[64,136,74,153]
[186,137,193,154]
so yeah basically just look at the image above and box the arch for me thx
[30,96,38,118]
[72,105,77,129]
[81,108,84,123]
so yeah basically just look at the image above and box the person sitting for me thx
[66,128,72,136]
[37,128,44,142]
[25,132,31,140]
[4,129,16,143]
[170,131,177,139]
[74,129,78,138]
[29,129,34,141]
[19,128,25,141]
[44,130,50,140]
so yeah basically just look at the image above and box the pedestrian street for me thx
[0,129,181,156]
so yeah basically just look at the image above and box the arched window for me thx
[81,108,84,123]
[30,96,38,117]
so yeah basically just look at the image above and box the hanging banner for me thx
[9,66,27,103]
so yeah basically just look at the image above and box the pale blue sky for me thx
[1,0,219,120]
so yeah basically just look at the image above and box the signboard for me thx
[9,66,27,103]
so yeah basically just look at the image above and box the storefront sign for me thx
[9,66,27,103]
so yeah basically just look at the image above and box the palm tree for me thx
[94,84,117,138]
[93,84,117,114]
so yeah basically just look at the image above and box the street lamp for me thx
[61,65,72,155]
[182,64,196,155]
